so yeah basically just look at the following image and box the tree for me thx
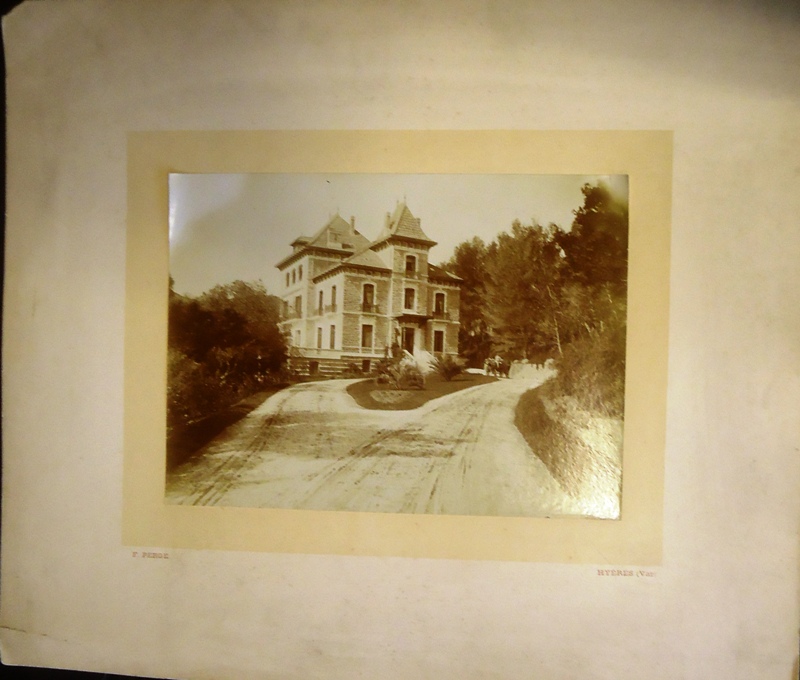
[166,279,288,429]
[557,182,628,292]
[199,280,287,375]
[484,221,563,360]
[443,237,493,367]
[549,181,630,417]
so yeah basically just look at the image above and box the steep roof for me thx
[278,203,453,279]
[313,244,390,281]
[342,248,390,270]
[278,213,371,269]
[428,262,462,283]
[306,214,371,251]
[373,202,437,247]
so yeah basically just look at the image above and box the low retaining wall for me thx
[508,358,555,380]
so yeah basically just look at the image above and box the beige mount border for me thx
[123,130,671,563]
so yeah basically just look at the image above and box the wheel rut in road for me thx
[166,376,582,517]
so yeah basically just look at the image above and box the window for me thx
[362,284,375,312]
[361,324,373,349]
[331,285,337,306]
[286,273,290,287]
[318,290,324,315]
[330,325,336,349]
[361,359,371,373]
[405,254,416,274]
[404,287,415,310]
[317,327,323,349]
[402,327,414,353]
[298,265,303,281]
[282,300,289,318]
[435,292,446,315]
[292,269,296,284]
[294,296,302,316]
[434,330,444,353]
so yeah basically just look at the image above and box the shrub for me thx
[373,354,425,390]
[551,320,626,418]
[167,280,288,431]
[435,354,463,382]
[397,362,425,390]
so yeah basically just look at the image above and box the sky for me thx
[169,173,628,297]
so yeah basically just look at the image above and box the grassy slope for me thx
[346,373,497,411]
[514,382,594,497]
[515,380,624,511]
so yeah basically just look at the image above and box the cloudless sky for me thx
[169,173,627,297]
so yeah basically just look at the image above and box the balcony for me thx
[325,303,338,313]
[294,347,342,359]
[342,345,384,356]
[431,310,450,320]
[361,303,381,314]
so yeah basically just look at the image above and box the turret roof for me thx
[373,202,437,247]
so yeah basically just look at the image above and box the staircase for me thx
[289,354,375,379]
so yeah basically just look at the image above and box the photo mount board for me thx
[123,130,671,563]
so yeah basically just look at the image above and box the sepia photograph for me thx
[7,0,797,675]
[164,173,629,519]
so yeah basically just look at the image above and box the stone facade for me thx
[276,204,462,375]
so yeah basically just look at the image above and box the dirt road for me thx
[166,376,587,517]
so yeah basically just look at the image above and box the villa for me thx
[276,202,461,376]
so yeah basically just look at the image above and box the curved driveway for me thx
[166,375,583,517]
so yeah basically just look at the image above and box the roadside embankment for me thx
[514,381,622,519]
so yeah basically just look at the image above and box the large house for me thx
[276,202,461,376]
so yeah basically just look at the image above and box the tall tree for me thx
[484,221,563,360]
[167,280,288,429]
[199,280,287,375]
[557,182,628,292]
[549,181,629,417]
[443,237,493,367]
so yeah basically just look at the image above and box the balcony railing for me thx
[294,347,342,359]
[325,303,338,313]
[342,345,384,355]
[361,303,381,314]
[431,310,450,320]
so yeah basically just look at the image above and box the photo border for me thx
[123,130,671,563]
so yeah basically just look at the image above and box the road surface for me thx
[165,375,590,517]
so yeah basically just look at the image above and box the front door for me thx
[402,327,415,354]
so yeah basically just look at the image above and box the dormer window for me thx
[405,255,416,275]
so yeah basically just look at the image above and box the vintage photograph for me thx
[165,173,629,519]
